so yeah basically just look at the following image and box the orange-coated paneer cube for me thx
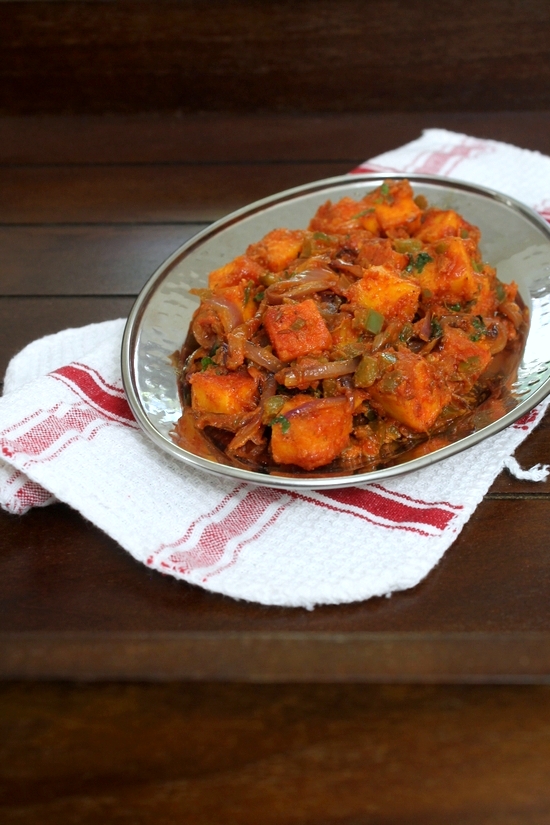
[418,238,481,305]
[270,395,353,470]
[246,228,305,272]
[189,369,258,415]
[309,197,381,235]
[431,327,492,391]
[369,350,450,432]
[208,255,264,290]
[263,299,332,362]
[415,209,481,245]
[373,180,422,235]
[348,266,421,324]
[348,235,408,270]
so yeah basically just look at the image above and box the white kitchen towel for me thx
[0,129,549,609]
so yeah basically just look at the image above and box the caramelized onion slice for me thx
[265,268,339,305]
[276,357,361,388]
[243,341,283,372]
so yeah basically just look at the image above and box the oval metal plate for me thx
[121,173,550,490]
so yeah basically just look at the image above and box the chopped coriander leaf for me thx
[406,252,433,274]
[271,415,290,434]
[201,357,214,370]
[254,291,265,302]
[430,317,443,339]
[313,231,333,241]
[414,252,433,273]
[380,183,390,196]
[495,280,506,302]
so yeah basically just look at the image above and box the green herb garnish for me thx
[407,252,434,274]
[271,415,290,434]
[430,317,443,339]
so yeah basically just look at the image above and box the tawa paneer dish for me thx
[172,179,527,475]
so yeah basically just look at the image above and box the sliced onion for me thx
[227,409,264,453]
[243,341,282,372]
[484,318,509,354]
[204,295,243,331]
[276,357,360,388]
[265,269,339,305]
[284,395,353,419]
[330,259,364,278]
[414,311,432,342]
[499,300,524,329]
[195,411,256,433]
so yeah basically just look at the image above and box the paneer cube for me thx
[189,369,258,415]
[418,238,480,305]
[415,209,481,245]
[348,266,421,324]
[309,197,379,235]
[374,180,422,234]
[270,395,353,470]
[368,350,450,432]
[246,229,305,272]
[208,255,264,290]
[263,299,332,362]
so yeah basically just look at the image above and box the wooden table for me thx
[2,111,550,823]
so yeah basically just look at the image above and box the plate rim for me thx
[121,172,550,490]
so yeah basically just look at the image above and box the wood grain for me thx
[1,1,550,114]
[0,225,205,295]
[0,162,351,223]
[3,112,550,165]
[2,682,550,823]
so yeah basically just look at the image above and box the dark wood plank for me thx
[0,225,205,295]
[0,297,134,379]
[2,497,550,681]
[1,1,550,114]
[2,112,550,165]
[2,683,550,824]
[0,162,351,223]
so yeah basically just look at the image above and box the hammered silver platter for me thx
[121,173,550,490]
